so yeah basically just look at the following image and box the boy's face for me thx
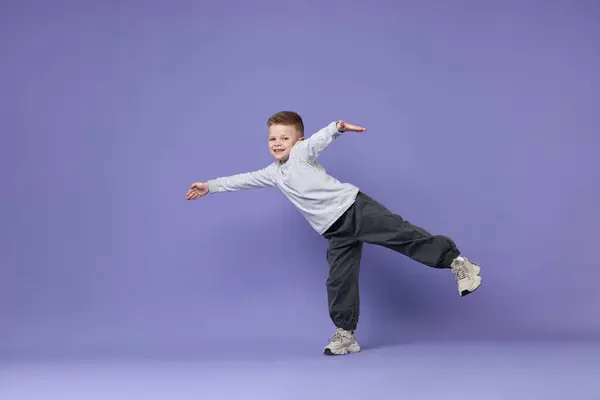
[268,124,303,162]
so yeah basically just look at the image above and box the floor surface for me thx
[1,341,599,399]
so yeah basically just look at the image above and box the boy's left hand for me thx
[337,120,367,132]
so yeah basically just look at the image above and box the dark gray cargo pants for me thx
[322,192,460,331]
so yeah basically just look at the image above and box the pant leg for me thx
[352,192,460,269]
[325,236,363,331]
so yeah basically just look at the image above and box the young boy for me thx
[186,111,481,356]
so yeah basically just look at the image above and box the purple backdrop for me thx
[2,0,599,358]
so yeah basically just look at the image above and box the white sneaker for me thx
[451,256,481,296]
[323,328,361,356]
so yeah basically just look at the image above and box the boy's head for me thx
[267,111,304,162]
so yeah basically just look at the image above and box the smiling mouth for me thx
[273,149,284,153]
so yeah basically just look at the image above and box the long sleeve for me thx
[295,121,343,160]
[207,163,277,193]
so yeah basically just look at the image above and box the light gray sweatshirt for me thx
[207,121,360,234]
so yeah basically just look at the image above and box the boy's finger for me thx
[347,124,365,131]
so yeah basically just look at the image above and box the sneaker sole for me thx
[460,273,482,297]
[323,343,361,356]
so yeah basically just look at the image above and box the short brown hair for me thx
[267,111,304,136]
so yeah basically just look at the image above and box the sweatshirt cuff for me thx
[331,121,343,135]
[207,179,221,193]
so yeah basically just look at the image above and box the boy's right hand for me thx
[186,182,209,200]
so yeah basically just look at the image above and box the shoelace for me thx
[454,266,468,281]
[330,329,352,343]
[452,259,469,281]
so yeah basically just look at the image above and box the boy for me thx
[186,111,481,356]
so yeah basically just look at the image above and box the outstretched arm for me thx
[301,120,366,159]
[186,164,277,200]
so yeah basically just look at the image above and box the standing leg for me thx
[323,237,362,355]
[326,238,363,331]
